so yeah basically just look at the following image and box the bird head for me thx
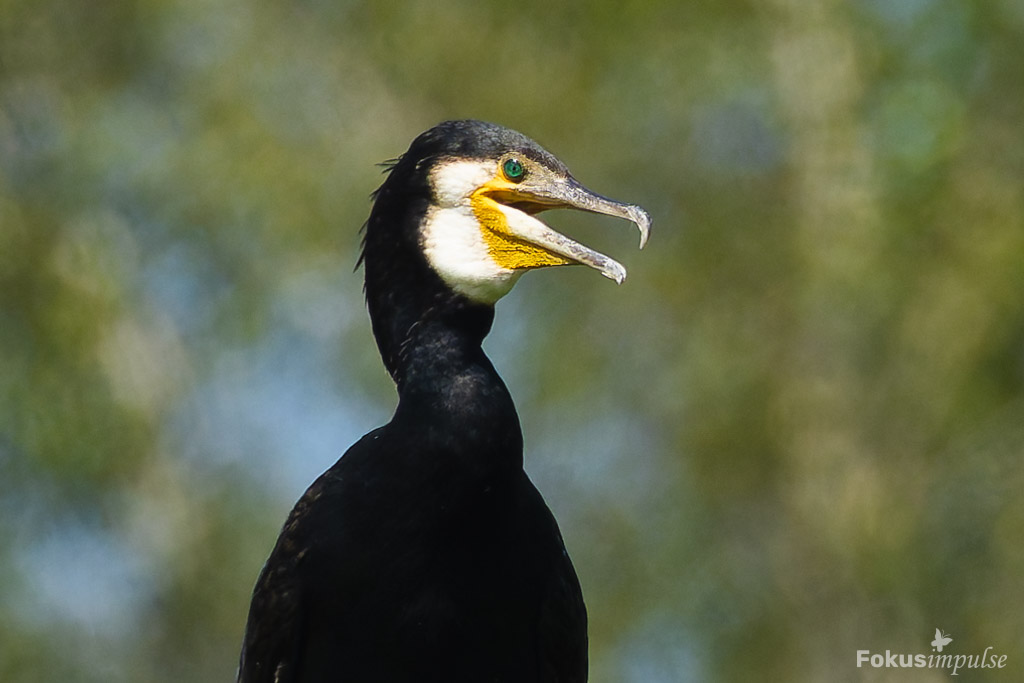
[365,120,651,306]
[361,121,651,378]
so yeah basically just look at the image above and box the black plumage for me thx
[239,121,648,683]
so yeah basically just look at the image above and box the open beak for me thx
[488,176,651,283]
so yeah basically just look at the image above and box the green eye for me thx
[502,158,525,182]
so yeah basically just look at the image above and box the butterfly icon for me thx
[931,628,953,652]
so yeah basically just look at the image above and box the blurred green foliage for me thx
[2,0,1023,680]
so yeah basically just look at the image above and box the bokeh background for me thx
[3,0,1023,680]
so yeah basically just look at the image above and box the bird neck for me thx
[389,298,497,394]
[385,300,525,473]
[360,149,521,460]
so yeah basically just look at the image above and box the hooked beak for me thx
[488,176,651,283]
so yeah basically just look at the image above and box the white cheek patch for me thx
[421,206,522,304]
[430,160,496,209]
[421,159,522,304]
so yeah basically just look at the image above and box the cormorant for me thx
[238,120,650,683]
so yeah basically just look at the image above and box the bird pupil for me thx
[503,158,524,181]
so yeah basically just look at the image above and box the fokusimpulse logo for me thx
[856,629,1008,676]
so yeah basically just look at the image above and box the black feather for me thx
[239,121,588,683]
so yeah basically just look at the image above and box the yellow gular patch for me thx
[470,180,574,271]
